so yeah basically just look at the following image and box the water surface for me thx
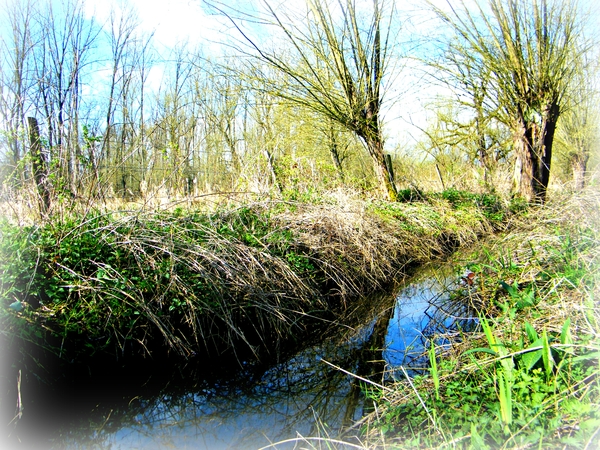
[2,266,476,449]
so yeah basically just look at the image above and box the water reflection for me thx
[3,295,393,449]
[2,266,476,449]
[383,267,478,377]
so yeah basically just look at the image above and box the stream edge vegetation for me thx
[0,188,506,367]
[358,188,600,449]
[1,187,599,449]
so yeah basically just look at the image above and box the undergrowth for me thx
[362,189,600,449]
[0,190,501,365]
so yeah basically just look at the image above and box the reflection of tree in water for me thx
[8,291,397,449]
[383,269,478,377]
[6,269,475,449]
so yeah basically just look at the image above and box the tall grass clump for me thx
[362,188,600,449]
[1,190,505,367]
[0,206,321,363]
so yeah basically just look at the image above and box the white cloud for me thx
[85,0,228,50]
[132,0,214,47]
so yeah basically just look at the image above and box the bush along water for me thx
[363,189,600,449]
[0,191,506,369]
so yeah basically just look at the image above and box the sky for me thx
[83,0,226,50]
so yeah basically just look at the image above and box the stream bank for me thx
[0,190,507,367]
[362,189,600,449]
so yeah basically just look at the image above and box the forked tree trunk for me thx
[513,104,558,204]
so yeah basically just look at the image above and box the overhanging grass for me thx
[1,190,506,365]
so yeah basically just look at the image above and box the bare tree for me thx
[102,4,139,168]
[211,0,401,200]
[31,0,99,196]
[0,0,36,185]
[431,0,590,203]
[195,60,245,177]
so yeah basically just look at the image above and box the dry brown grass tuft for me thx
[2,188,504,364]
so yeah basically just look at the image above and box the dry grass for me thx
[1,189,502,365]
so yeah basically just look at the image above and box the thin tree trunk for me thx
[571,154,588,190]
[264,149,283,195]
[27,117,51,216]
[327,125,345,183]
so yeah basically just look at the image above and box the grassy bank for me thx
[359,189,600,449]
[1,189,506,366]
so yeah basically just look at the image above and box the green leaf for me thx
[580,418,600,432]
[542,330,554,379]
[516,288,535,309]
[463,347,499,357]
[469,423,488,450]
[572,351,600,363]
[498,371,512,426]
[521,339,543,371]
[500,280,518,297]
[481,317,497,347]
[525,322,539,342]
[560,318,573,346]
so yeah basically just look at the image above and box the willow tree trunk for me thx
[513,127,539,203]
[513,103,558,204]
[364,134,398,202]
[27,117,51,216]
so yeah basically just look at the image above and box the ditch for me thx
[1,264,477,449]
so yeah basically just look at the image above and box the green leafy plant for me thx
[428,341,440,401]
[465,317,514,429]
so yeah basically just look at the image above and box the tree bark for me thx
[364,134,398,202]
[27,117,51,216]
[532,103,559,203]
[513,102,559,204]
[326,125,345,184]
[512,120,538,203]
[571,153,588,190]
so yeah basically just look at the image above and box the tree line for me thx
[0,0,597,215]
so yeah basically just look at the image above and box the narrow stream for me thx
[2,266,477,449]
